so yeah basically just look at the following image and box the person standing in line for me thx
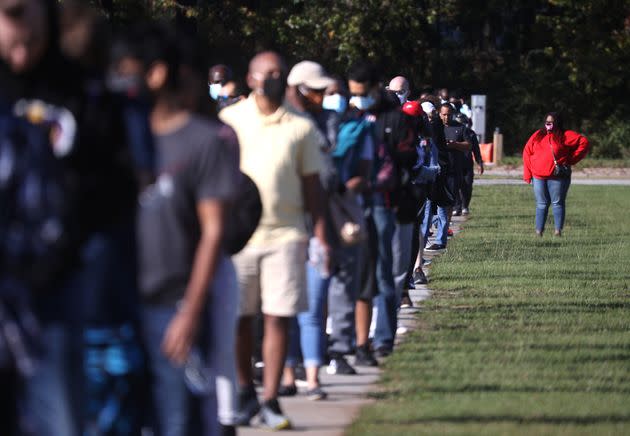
[208,64,233,100]
[523,112,589,236]
[423,103,470,252]
[136,26,242,436]
[219,51,330,430]
[386,75,411,105]
[453,112,484,216]
[280,60,336,400]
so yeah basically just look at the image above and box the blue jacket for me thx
[413,137,440,184]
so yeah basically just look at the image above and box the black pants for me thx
[455,165,474,211]
[0,370,18,435]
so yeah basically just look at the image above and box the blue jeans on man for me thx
[371,205,397,353]
[532,177,571,233]
[421,199,449,246]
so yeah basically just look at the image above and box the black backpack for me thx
[0,110,78,292]
[223,172,262,255]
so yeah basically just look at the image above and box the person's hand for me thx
[525,178,532,184]
[161,308,200,366]
[478,163,485,175]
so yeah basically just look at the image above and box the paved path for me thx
[476,178,630,186]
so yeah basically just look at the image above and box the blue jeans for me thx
[392,222,413,303]
[371,206,397,352]
[143,257,239,435]
[533,177,571,232]
[421,200,449,246]
[24,324,81,436]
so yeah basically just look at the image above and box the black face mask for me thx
[262,76,285,102]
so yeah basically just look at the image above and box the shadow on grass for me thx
[369,414,630,425]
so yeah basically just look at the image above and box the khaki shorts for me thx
[232,239,308,317]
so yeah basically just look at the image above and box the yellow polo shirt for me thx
[219,95,325,246]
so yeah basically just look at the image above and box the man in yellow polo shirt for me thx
[219,51,330,430]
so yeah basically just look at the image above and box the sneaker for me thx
[234,385,260,426]
[219,424,236,436]
[277,384,297,397]
[305,386,328,401]
[259,398,291,430]
[413,268,427,285]
[399,293,413,309]
[374,347,392,359]
[447,229,454,237]
[354,344,378,367]
[453,209,462,216]
[462,208,470,216]
[326,355,357,375]
[425,243,446,252]
[407,276,415,290]
[422,257,432,266]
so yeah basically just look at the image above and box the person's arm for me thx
[446,139,471,152]
[523,133,535,183]
[468,129,484,174]
[566,132,590,165]
[302,174,331,272]
[161,199,225,365]
[345,132,373,193]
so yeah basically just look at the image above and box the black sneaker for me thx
[453,209,462,216]
[407,276,415,290]
[277,384,297,397]
[259,398,291,430]
[413,268,428,285]
[354,344,378,367]
[219,424,236,436]
[234,384,260,426]
[306,386,328,401]
[425,243,446,252]
[399,293,413,309]
[374,347,392,359]
[326,355,357,375]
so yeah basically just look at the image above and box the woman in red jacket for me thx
[523,112,589,236]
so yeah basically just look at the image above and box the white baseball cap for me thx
[421,101,436,115]
[287,61,335,90]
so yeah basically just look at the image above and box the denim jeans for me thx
[287,263,331,367]
[371,206,397,352]
[392,222,414,303]
[422,199,449,246]
[327,244,362,356]
[143,257,239,435]
[23,324,81,436]
[533,177,571,232]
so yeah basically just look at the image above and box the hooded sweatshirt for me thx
[522,130,589,182]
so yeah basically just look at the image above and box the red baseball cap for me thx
[402,100,422,117]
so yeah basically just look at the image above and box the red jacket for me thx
[522,130,589,182]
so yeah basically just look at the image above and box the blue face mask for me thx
[349,95,375,111]
[208,83,222,100]
[322,94,348,114]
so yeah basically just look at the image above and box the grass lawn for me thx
[348,185,630,435]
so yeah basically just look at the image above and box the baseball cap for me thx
[287,61,334,90]
[421,101,436,115]
[402,101,422,117]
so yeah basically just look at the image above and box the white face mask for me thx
[322,94,348,113]
[209,83,222,100]
[349,95,375,111]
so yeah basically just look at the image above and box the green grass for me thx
[348,185,630,435]
[499,156,630,169]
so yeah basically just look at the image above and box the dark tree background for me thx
[93,0,630,157]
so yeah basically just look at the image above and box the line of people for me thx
[0,2,485,435]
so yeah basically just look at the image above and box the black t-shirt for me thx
[138,115,239,305]
[444,122,467,175]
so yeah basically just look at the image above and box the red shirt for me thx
[522,130,589,182]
